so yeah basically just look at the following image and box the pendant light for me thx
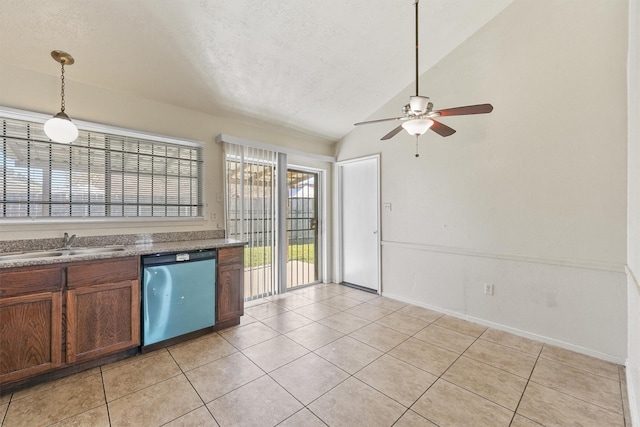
[44,50,78,144]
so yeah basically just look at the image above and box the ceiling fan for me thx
[354,0,493,156]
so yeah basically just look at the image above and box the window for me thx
[0,116,203,219]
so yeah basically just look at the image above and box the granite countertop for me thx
[0,238,246,269]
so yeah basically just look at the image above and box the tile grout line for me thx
[3,369,108,426]
[296,309,436,426]
[506,342,545,426]
[164,346,221,426]
[99,366,113,427]
[531,347,627,418]
[240,295,356,426]
[404,330,487,424]
[374,315,473,426]
[262,295,406,425]
[0,393,12,426]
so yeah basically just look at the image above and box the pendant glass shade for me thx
[44,111,79,143]
[402,118,434,136]
[45,50,78,144]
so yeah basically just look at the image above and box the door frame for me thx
[283,165,324,290]
[277,162,328,294]
[335,154,381,293]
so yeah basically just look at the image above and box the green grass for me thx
[288,244,315,264]
[244,244,315,268]
[244,246,272,268]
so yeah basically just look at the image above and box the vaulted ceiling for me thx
[1,0,514,141]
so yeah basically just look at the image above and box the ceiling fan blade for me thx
[355,117,406,126]
[435,103,494,117]
[381,125,404,140]
[430,120,456,137]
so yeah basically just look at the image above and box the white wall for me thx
[0,62,336,241]
[626,0,640,421]
[338,0,628,361]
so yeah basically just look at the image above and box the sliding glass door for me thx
[224,144,323,300]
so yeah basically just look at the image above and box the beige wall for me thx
[338,0,629,359]
[0,62,335,242]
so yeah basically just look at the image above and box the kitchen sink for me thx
[66,246,126,255]
[0,246,127,261]
[0,251,64,261]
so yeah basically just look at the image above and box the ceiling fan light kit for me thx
[402,118,433,136]
[354,0,493,157]
[44,50,78,144]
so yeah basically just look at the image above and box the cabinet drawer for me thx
[67,257,138,288]
[218,246,244,265]
[0,265,64,297]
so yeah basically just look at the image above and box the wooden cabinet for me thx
[66,257,140,364]
[0,245,244,391]
[216,247,244,323]
[0,257,139,389]
[0,266,64,384]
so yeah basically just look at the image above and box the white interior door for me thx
[338,156,380,292]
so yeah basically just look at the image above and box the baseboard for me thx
[382,291,626,365]
[627,360,639,427]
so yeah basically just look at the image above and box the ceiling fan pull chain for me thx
[415,135,420,158]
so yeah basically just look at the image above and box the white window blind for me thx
[0,117,203,218]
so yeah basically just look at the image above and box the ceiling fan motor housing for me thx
[409,96,430,115]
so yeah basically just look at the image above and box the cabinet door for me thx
[0,292,62,384]
[216,263,244,323]
[66,280,140,364]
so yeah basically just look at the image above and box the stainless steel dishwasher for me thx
[141,249,216,349]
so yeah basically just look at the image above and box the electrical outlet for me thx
[383,203,392,212]
[484,283,495,295]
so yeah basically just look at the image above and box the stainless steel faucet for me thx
[63,232,77,250]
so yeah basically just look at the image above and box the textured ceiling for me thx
[1,0,514,141]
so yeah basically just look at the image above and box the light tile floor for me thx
[0,283,633,427]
